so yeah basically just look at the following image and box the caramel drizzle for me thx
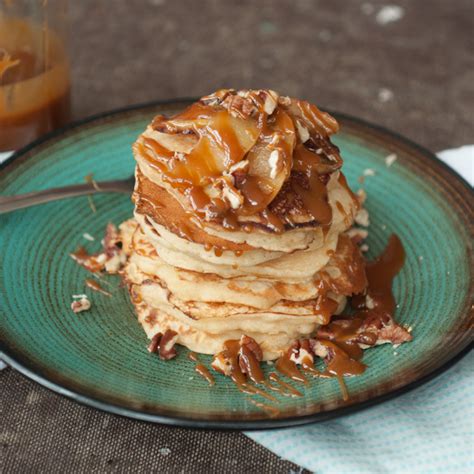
[275,353,308,385]
[70,247,104,273]
[208,234,406,407]
[139,93,343,233]
[247,398,280,417]
[268,373,303,398]
[188,352,215,386]
[85,278,111,297]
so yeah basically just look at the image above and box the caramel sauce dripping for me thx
[313,234,406,399]
[219,340,277,402]
[268,373,303,398]
[239,344,265,384]
[188,352,215,386]
[352,234,406,314]
[138,93,347,235]
[237,175,271,212]
[315,296,340,325]
[338,172,360,208]
[260,209,285,233]
[293,144,333,225]
[247,398,280,417]
[85,279,111,297]
[70,247,104,273]
[275,352,308,385]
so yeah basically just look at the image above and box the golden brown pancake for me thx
[115,89,368,360]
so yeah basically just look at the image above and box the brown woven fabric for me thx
[0,369,308,473]
[2,0,472,471]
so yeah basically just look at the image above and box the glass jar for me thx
[0,0,71,153]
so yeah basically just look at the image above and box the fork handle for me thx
[0,180,130,214]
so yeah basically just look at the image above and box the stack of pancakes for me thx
[120,89,367,360]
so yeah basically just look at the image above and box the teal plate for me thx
[1,100,473,429]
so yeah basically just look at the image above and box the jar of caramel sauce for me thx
[0,5,71,152]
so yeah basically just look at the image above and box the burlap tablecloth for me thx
[2,0,472,471]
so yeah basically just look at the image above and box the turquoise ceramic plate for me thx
[1,101,473,429]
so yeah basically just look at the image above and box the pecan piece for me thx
[289,339,314,366]
[238,336,264,383]
[147,332,162,353]
[239,335,263,361]
[158,330,178,360]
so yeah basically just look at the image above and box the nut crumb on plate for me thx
[385,153,397,167]
[71,296,91,313]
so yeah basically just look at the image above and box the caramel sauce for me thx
[237,383,277,402]
[239,344,265,384]
[352,234,405,314]
[195,364,216,386]
[215,340,277,401]
[275,352,308,385]
[248,398,280,417]
[315,296,340,324]
[338,172,360,208]
[188,352,215,386]
[293,144,333,225]
[237,174,271,213]
[0,18,71,151]
[85,279,111,297]
[70,247,104,273]
[222,340,246,385]
[268,373,303,398]
[171,102,215,122]
[312,234,405,398]
[137,91,348,235]
[260,209,285,233]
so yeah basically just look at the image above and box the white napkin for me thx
[246,145,474,473]
[0,150,14,164]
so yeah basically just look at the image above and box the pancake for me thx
[113,89,370,361]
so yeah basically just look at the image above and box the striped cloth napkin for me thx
[246,145,474,474]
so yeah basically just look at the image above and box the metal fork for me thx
[0,176,135,214]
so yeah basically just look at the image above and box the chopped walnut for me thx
[262,90,279,115]
[228,159,249,176]
[221,93,258,119]
[209,177,243,210]
[295,120,310,143]
[355,208,370,227]
[71,297,91,313]
[200,89,234,106]
[356,189,367,205]
[289,339,314,365]
[211,352,232,376]
[365,295,376,309]
[346,228,369,243]
[268,149,280,179]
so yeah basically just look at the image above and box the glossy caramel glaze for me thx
[134,89,345,232]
